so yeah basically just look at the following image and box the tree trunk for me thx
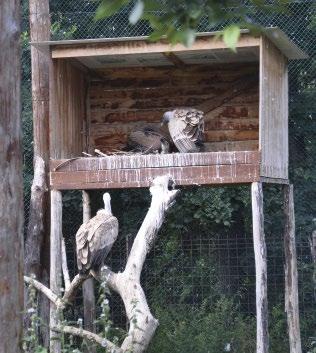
[0,1,24,352]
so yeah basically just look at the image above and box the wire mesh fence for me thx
[21,1,315,352]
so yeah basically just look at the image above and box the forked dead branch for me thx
[24,175,179,353]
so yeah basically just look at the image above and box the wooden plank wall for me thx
[88,62,259,153]
[50,59,88,158]
[259,36,288,179]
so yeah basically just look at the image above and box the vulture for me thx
[127,126,170,154]
[161,108,204,153]
[76,193,118,274]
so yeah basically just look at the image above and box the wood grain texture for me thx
[50,190,62,353]
[51,151,260,171]
[29,0,50,161]
[51,164,259,189]
[82,191,96,346]
[51,34,259,59]
[50,59,88,158]
[29,1,51,345]
[88,63,259,153]
[0,2,24,352]
[283,185,302,353]
[25,157,47,277]
[259,36,288,179]
[251,182,269,353]
[50,151,260,189]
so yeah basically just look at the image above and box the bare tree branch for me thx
[25,156,47,277]
[51,325,123,353]
[24,276,59,305]
[63,274,90,305]
[101,175,180,353]
[24,176,179,353]
[61,238,71,291]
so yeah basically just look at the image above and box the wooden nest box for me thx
[34,28,306,190]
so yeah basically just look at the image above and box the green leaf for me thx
[95,0,128,20]
[129,1,144,25]
[223,24,241,51]
[182,28,196,47]
[167,28,196,47]
[148,28,166,42]
[143,0,161,12]
[188,7,202,20]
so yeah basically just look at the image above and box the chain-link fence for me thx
[21,1,315,352]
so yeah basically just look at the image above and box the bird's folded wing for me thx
[169,117,198,152]
[128,130,161,151]
[89,216,119,254]
[76,223,90,250]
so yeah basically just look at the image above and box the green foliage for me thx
[51,15,78,40]
[23,281,48,353]
[148,297,256,353]
[95,0,289,49]
[95,281,125,345]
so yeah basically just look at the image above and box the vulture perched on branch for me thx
[76,193,118,274]
[162,108,204,153]
[127,127,170,154]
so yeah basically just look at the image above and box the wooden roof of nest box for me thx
[33,28,307,190]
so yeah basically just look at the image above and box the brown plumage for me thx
[76,193,118,274]
[162,108,204,153]
[127,126,170,154]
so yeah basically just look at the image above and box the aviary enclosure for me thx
[25,28,308,353]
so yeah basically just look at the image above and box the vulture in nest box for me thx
[76,193,118,274]
[162,108,204,153]
[127,126,170,154]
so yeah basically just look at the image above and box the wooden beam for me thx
[28,2,51,344]
[162,52,185,67]
[251,182,269,353]
[29,0,50,160]
[51,163,260,190]
[82,191,96,351]
[283,184,302,353]
[51,151,260,171]
[49,152,260,189]
[50,190,62,353]
[51,35,259,59]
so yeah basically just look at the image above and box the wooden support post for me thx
[283,184,302,353]
[28,0,51,346]
[251,182,269,353]
[0,1,24,352]
[29,0,50,161]
[82,191,96,344]
[50,190,62,353]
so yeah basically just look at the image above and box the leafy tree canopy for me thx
[95,0,290,49]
